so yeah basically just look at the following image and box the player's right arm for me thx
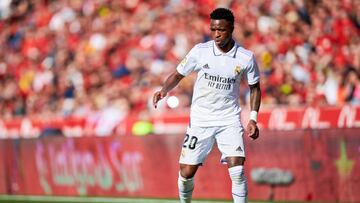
[153,44,200,108]
[153,71,184,108]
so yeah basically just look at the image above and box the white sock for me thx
[228,165,248,203]
[178,173,194,203]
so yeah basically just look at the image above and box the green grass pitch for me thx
[0,195,232,203]
[0,195,302,203]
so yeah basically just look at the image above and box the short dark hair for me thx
[210,8,234,25]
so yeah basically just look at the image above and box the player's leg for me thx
[216,124,247,203]
[227,156,247,203]
[178,164,199,203]
[178,125,215,203]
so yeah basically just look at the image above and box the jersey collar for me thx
[213,40,238,58]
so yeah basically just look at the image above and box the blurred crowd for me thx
[0,0,359,122]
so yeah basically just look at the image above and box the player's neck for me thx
[217,39,235,53]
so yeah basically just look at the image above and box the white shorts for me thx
[179,123,245,165]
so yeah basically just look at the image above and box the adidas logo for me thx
[203,64,210,69]
[236,146,243,152]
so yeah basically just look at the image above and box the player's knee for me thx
[180,164,198,179]
[226,156,245,167]
[180,168,196,179]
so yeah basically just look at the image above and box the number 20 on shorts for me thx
[183,134,198,150]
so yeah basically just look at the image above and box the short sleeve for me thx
[245,54,260,85]
[176,45,199,76]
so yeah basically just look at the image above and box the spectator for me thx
[0,0,359,121]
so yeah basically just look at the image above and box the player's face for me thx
[210,19,233,49]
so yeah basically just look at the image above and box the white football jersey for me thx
[176,40,260,127]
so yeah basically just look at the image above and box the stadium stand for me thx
[0,0,359,120]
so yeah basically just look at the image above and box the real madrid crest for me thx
[234,66,241,75]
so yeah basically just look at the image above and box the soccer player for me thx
[152,8,261,203]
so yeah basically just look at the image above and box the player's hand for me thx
[246,120,259,140]
[153,90,167,108]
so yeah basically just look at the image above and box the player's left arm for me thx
[247,82,261,139]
